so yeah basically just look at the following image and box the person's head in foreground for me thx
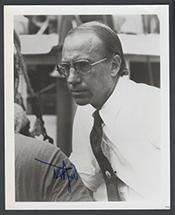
[58,21,128,109]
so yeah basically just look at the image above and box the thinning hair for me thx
[66,21,128,76]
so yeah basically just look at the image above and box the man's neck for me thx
[92,75,120,110]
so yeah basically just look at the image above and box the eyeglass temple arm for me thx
[91,58,107,66]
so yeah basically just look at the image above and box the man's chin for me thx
[73,97,90,106]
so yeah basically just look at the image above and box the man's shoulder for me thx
[127,79,160,96]
[15,134,57,149]
[15,134,67,185]
[15,133,41,145]
[15,134,62,162]
[121,79,160,108]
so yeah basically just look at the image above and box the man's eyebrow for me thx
[62,58,92,63]
[73,58,91,62]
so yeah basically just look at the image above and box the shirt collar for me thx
[99,76,129,126]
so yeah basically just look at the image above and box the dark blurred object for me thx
[30,118,47,137]
[26,15,49,34]
[113,15,159,34]
[14,16,29,35]
[79,15,114,29]
[17,15,159,36]
[15,103,31,136]
[15,92,26,111]
[130,61,160,88]
[14,30,54,144]
[26,65,56,114]
[25,15,58,34]
[142,15,160,34]
[14,30,30,136]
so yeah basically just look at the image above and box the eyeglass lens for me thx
[59,61,91,76]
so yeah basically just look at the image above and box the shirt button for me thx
[105,170,111,179]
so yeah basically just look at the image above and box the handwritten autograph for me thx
[35,158,78,193]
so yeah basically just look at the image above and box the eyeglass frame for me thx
[56,57,108,78]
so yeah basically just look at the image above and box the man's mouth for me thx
[71,90,88,98]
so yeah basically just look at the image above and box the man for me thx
[15,134,93,201]
[57,21,161,201]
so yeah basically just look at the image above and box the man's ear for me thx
[110,54,121,77]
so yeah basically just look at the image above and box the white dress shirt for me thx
[70,76,161,201]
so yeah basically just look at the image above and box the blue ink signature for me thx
[35,158,78,193]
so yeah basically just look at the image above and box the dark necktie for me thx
[90,110,122,201]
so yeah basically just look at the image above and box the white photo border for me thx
[4,5,170,210]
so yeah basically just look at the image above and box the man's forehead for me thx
[62,31,105,60]
[63,31,103,49]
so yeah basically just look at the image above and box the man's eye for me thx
[75,61,90,71]
[61,64,70,71]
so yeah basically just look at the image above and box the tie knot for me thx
[93,110,103,126]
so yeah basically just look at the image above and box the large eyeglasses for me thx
[57,57,107,77]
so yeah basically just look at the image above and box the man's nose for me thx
[67,67,81,85]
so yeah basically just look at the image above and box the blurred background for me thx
[14,14,160,156]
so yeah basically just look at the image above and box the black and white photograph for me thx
[4,5,170,210]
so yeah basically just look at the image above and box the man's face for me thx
[62,31,115,109]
